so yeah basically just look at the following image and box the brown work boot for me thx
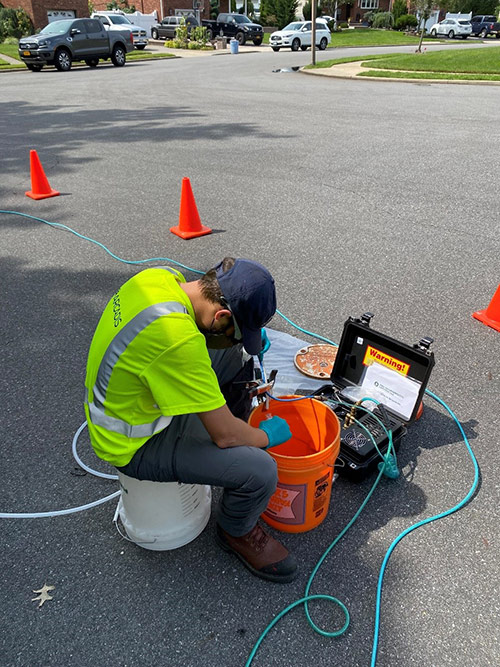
[215,523,297,583]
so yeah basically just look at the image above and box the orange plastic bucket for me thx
[249,396,341,533]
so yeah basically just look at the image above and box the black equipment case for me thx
[313,312,435,481]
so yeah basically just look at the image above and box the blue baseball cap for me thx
[215,259,276,355]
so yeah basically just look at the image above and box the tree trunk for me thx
[416,19,425,53]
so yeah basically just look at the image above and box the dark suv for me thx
[470,15,500,38]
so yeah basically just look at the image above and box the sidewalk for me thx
[302,58,500,85]
[147,39,265,57]
[0,52,22,65]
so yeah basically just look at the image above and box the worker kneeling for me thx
[84,257,297,583]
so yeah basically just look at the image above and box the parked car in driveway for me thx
[429,18,472,39]
[202,13,264,45]
[18,18,133,71]
[269,21,330,51]
[91,11,148,49]
[150,15,199,40]
[470,15,500,38]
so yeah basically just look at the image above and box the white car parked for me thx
[429,18,472,39]
[269,21,330,51]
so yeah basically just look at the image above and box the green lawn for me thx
[0,42,23,68]
[304,54,393,69]
[360,46,500,73]
[307,47,500,81]
[0,42,174,70]
[263,28,424,47]
[127,50,175,61]
[360,69,500,80]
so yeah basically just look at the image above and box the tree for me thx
[210,0,219,20]
[0,7,33,39]
[106,0,136,13]
[302,0,322,20]
[320,0,349,30]
[413,0,433,52]
[392,0,408,22]
[260,0,278,24]
[275,0,298,27]
[439,0,497,14]
[238,0,256,17]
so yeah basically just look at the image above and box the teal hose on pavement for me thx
[0,210,480,666]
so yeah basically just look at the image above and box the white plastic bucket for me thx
[117,472,211,551]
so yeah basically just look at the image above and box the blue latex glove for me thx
[258,416,292,449]
[258,329,271,363]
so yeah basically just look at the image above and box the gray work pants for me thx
[117,346,278,537]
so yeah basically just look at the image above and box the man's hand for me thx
[198,404,268,449]
[258,416,292,449]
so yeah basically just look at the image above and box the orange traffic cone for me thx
[25,150,60,200]
[472,285,500,332]
[170,178,212,240]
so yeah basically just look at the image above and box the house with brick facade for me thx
[2,0,89,30]
[325,0,392,24]
[2,0,393,32]
[90,0,219,22]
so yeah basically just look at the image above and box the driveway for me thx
[1,46,499,667]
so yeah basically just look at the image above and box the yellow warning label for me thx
[362,346,410,376]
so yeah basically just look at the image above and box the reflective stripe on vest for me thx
[86,300,187,438]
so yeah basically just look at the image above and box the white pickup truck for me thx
[91,11,148,50]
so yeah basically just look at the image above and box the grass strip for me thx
[359,69,500,80]
[304,54,390,69]
[0,43,21,60]
[127,51,175,61]
[264,28,424,47]
[359,46,500,73]
[329,28,421,46]
[0,62,24,69]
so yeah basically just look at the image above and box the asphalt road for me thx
[1,44,499,667]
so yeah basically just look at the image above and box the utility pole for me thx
[311,0,316,65]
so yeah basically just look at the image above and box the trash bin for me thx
[215,36,227,49]
[230,38,239,54]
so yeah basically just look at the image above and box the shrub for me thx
[339,21,349,28]
[276,0,298,29]
[3,35,18,44]
[372,12,394,29]
[106,0,135,12]
[395,14,418,31]
[191,25,209,45]
[0,7,33,39]
[164,39,184,48]
[210,0,218,20]
[174,19,188,45]
[363,11,377,26]
[302,0,321,21]
[261,0,296,28]
[392,0,407,23]
[238,0,255,19]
